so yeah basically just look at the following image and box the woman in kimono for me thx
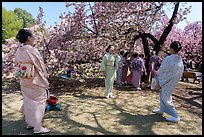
[121,52,130,84]
[149,52,162,83]
[130,52,146,90]
[125,53,134,84]
[139,54,147,85]
[152,41,184,122]
[101,45,118,99]
[116,50,125,87]
[14,29,50,134]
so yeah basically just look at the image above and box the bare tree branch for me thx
[158,2,180,45]
[142,33,159,45]
[80,23,98,35]
[89,2,98,35]
[152,2,180,55]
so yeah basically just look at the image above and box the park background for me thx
[2,2,202,135]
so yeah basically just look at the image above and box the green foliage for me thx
[2,25,6,43]
[2,7,23,43]
[14,8,35,28]
[2,7,36,43]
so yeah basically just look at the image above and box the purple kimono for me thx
[131,57,145,88]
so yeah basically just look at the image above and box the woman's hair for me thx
[16,28,33,44]
[119,50,125,56]
[170,41,182,53]
[106,45,112,53]
[123,52,130,57]
[132,52,138,58]
[139,53,144,58]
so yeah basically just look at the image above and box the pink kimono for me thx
[14,44,49,132]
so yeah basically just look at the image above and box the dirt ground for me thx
[2,76,202,135]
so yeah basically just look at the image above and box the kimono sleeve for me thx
[115,55,121,63]
[156,57,168,75]
[156,56,175,87]
[100,55,107,71]
[118,59,123,69]
[26,48,49,88]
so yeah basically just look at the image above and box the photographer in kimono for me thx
[152,41,184,123]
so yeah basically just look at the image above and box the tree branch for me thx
[38,25,51,55]
[153,2,180,55]
[142,33,159,45]
[89,2,98,35]
[159,2,179,43]
[130,3,164,15]
[80,23,98,35]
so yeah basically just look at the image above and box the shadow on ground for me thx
[2,76,202,135]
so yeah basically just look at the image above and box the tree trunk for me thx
[141,35,151,84]
[141,34,150,59]
[126,2,180,83]
[128,2,180,56]
[154,2,180,55]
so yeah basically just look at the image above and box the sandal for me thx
[26,125,34,130]
[34,128,50,134]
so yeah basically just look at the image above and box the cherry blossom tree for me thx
[163,21,202,65]
[3,2,198,79]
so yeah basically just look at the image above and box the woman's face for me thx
[109,46,115,54]
[169,47,175,54]
[27,35,35,46]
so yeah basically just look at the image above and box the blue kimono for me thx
[156,54,184,118]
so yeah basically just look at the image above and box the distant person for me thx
[101,45,118,99]
[149,51,162,83]
[130,52,146,90]
[181,59,189,81]
[186,56,193,69]
[152,41,184,123]
[121,52,130,85]
[199,62,202,73]
[125,53,132,84]
[116,50,125,87]
[139,53,147,85]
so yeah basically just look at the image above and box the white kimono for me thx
[101,52,118,97]
[156,54,184,118]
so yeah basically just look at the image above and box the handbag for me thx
[150,77,160,90]
[47,95,58,106]
[14,62,35,79]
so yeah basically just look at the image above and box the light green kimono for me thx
[101,52,119,97]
